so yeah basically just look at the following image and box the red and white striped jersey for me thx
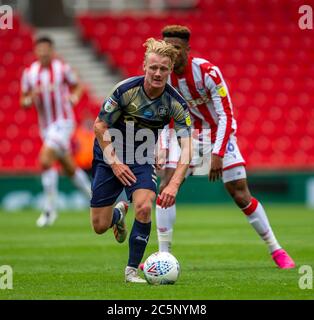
[21,58,77,130]
[168,56,237,157]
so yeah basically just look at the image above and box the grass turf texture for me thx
[0,204,313,300]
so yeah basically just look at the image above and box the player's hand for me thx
[209,154,223,182]
[159,183,178,208]
[69,94,79,105]
[22,96,33,108]
[111,163,137,186]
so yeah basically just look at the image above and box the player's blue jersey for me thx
[94,76,191,164]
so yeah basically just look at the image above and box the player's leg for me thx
[59,152,91,199]
[155,130,183,253]
[222,137,295,268]
[37,144,59,227]
[50,119,91,199]
[156,167,177,252]
[124,163,157,282]
[155,130,200,254]
[224,175,295,268]
[90,160,127,240]
[125,188,156,283]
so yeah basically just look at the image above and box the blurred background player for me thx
[20,36,91,227]
[91,38,192,283]
[155,25,295,269]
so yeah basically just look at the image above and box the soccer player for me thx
[91,38,192,283]
[20,36,91,227]
[155,25,295,269]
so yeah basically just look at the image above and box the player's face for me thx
[144,53,172,90]
[163,37,189,72]
[35,42,54,66]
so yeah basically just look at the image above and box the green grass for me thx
[0,204,313,300]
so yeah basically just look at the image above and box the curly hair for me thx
[161,25,191,41]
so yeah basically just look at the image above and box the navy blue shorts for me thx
[90,160,157,207]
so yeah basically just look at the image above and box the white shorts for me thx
[41,120,75,157]
[165,132,246,183]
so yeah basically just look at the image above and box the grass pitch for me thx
[0,204,313,300]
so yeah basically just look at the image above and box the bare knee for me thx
[92,217,110,234]
[135,202,152,223]
[39,154,52,170]
[63,165,76,177]
[90,209,112,234]
[59,155,76,177]
[232,190,250,208]
[39,148,55,170]
[225,179,251,208]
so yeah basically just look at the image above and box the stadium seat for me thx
[0,15,100,173]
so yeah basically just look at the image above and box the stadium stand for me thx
[0,15,100,173]
[1,1,313,173]
[75,0,314,170]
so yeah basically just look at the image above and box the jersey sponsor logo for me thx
[216,84,227,97]
[144,109,154,118]
[103,97,118,113]
[187,96,211,108]
[195,81,204,90]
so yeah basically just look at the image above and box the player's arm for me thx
[95,96,136,186]
[63,63,83,105]
[159,105,193,208]
[20,69,33,109]
[205,66,233,181]
[156,124,170,170]
[159,134,192,208]
[69,82,83,106]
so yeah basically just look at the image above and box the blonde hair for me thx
[143,37,178,66]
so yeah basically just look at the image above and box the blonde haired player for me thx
[91,38,192,283]
[152,25,295,269]
[21,36,91,227]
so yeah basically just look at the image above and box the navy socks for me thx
[128,219,151,268]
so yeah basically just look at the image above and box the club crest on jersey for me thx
[103,97,118,113]
[158,105,168,117]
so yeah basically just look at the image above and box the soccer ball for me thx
[143,252,180,285]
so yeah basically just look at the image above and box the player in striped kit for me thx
[20,36,91,227]
[155,25,295,269]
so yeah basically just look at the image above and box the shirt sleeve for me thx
[98,89,123,127]
[21,68,30,93]
[169,98,192,139]
[63,63,79,86]
[204,65,234,157]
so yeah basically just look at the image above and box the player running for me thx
[154,25,295,269]
[91,38,192,283]
[20,36,91,227]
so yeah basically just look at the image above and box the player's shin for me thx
[242,197,281,253]
[128,219,151,268]
[156,198,176,252]
[41,168,58,213]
